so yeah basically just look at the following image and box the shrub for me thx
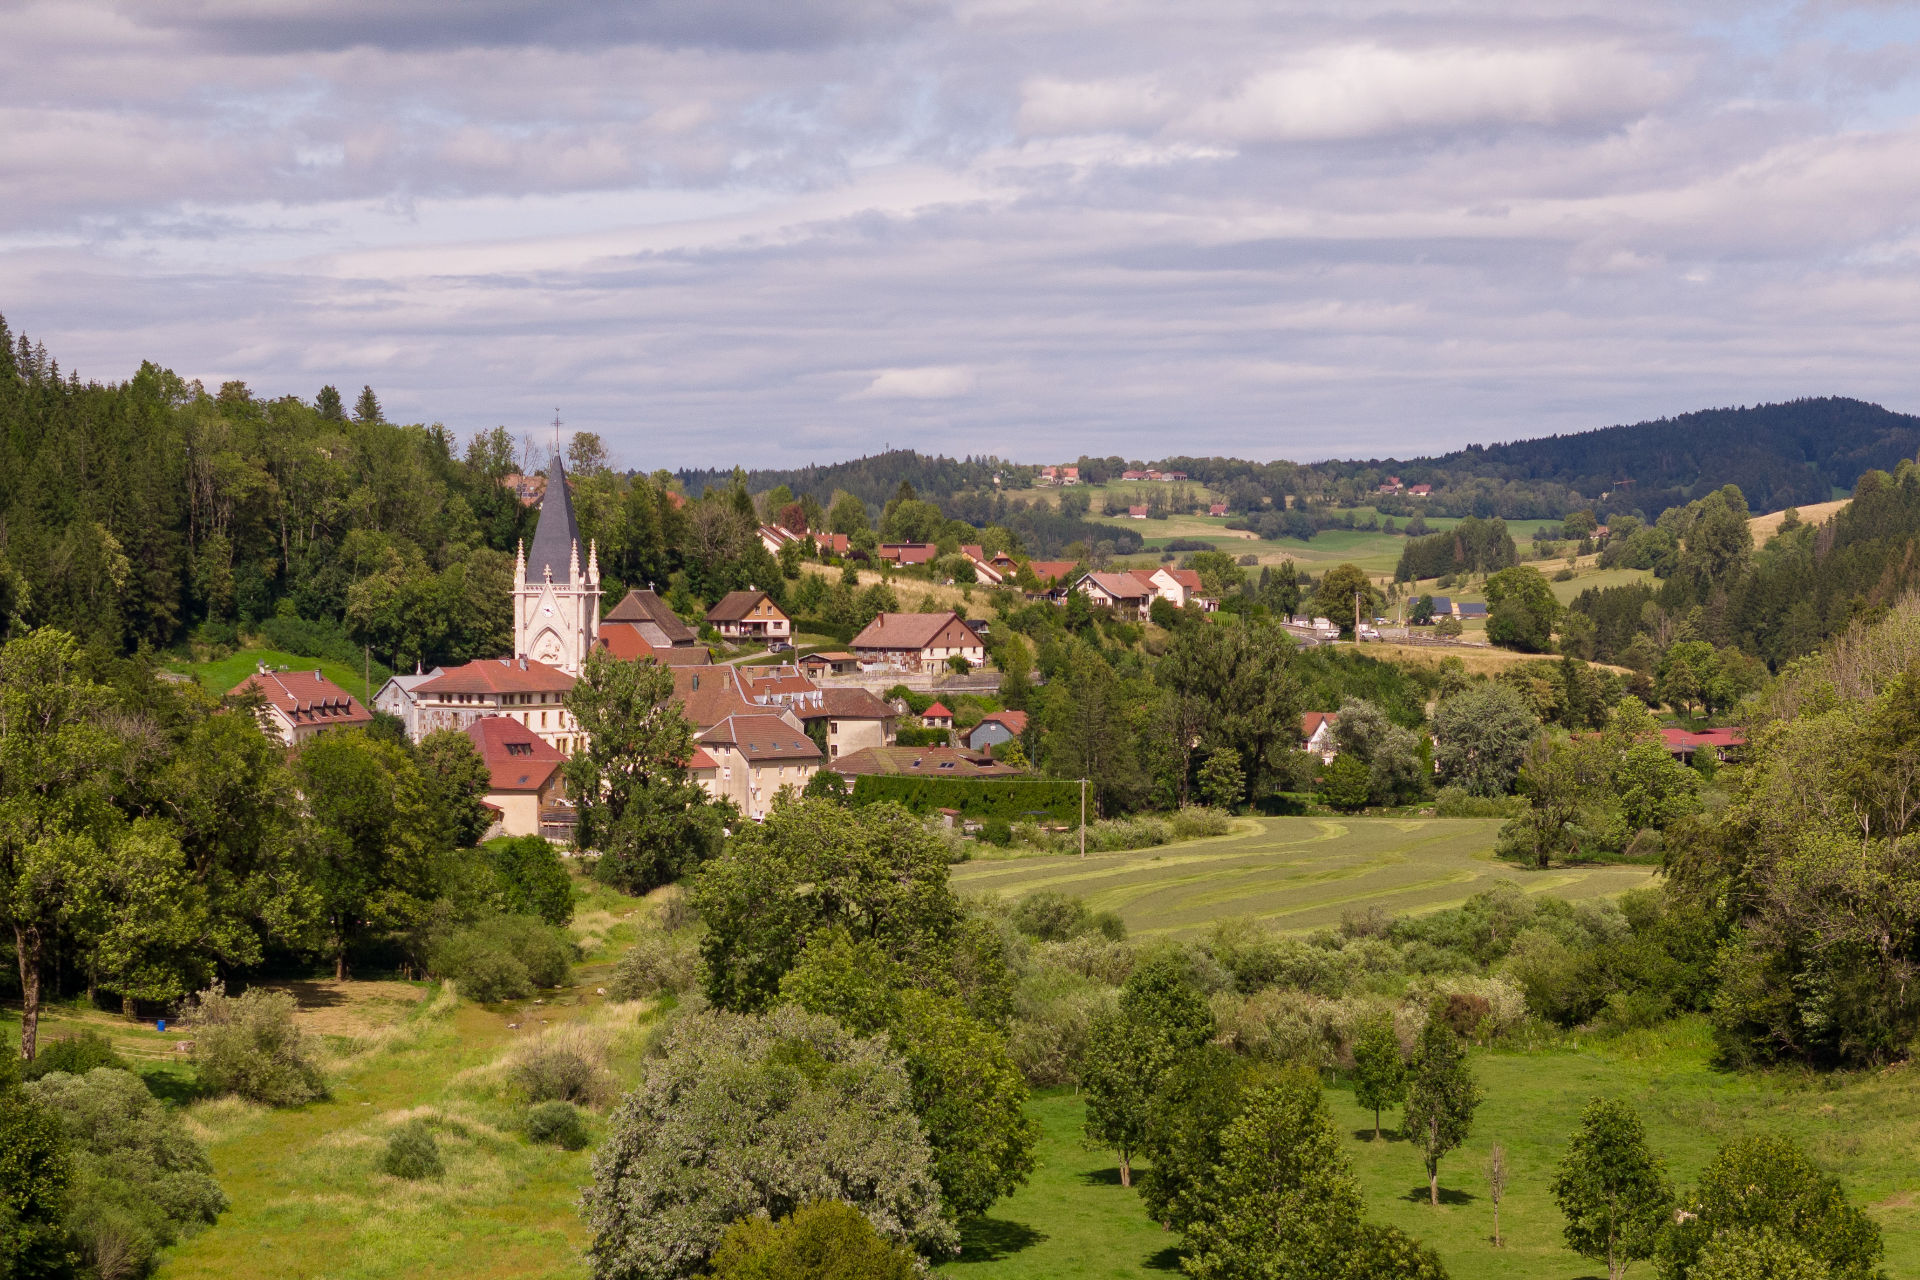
[512,1039,608,1107]
[526,1101,589,1151]
[26,1066,228,1277]
[430,914,575,1002]
[482,836,575,926]
[977,819,1013,847]
[23,1030,127,1081]
[380,1120,444,1180]
[709,1200,919,1280]
[608,930,701,1001]
[180,985,326,1107]
[1431,786,1523,818]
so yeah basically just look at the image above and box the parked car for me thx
[767,640,793,653]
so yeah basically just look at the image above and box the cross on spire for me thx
[551,408,563,457]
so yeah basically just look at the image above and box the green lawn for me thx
[945,1019,1920,1279]
[1100,513,1564,579]
[952,817,1653,937]
[165,648,391,705]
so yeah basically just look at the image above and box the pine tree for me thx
[315,384,344,420]
[353,385,383,425]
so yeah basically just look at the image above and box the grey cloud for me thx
[121,0,948,54]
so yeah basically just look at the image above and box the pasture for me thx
[942,1019,1920,1280]
[952,817,1653,937]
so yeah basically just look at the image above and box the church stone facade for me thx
[513,454,601,676]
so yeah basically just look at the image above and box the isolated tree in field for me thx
[581,1006,954,1280]
[1403,1013,1482,1206]
[1659,1135,1882,1280]
[1488,1143,1507,1247]
[1313,563,1379,633]
[1181,1067,1450,1280]
[1082,954,1215,1187]
[1431,682,1539,797]
[564,648,729,894]
[1550,1098,1673,1280]
[1351,1017,1407,1140]
[1484,565,1559,652]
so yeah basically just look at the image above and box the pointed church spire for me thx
[526,453,580,584]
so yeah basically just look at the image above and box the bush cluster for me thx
[429,914,574,1003]
[381,1120,444,1180]
[179,985,327,1107]
[526,1100,589,1150]
[23,1030,128,1081]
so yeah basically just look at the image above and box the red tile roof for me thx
[596,623,712,665]
[923,702,953,720]
[464,716,565,793]
[232,669,372,729]
[416,657,574,696]
[1302,710,1339,738]
[1026,560,1079,583]
[790,687,896,722]
[877,543,938,566]
[1661,727,1746,751]
[978,710,1028,734]
[1080,571,1153,601]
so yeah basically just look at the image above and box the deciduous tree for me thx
[1549,1098,1673,1280]
[1403,1014,1482,1206]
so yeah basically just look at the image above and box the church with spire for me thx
[513,454,601,675]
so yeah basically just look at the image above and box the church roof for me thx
[525,454,580,585]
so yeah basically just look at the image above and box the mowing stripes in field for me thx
[952,817,1654,936]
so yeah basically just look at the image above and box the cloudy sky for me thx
[6,1,1920,468]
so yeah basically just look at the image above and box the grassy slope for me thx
[139,874,649,1280]
[952,817,1652,938]
[164,649,392,705]
[942,1019,1920,1280]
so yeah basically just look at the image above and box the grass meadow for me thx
[942,1019,1920,1280]
[952,817,1654,938]
[164,647,391,705]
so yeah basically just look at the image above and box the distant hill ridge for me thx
[1415,397,1920,514]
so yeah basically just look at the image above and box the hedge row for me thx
[792,618,856,643]
[848,775,1082,822]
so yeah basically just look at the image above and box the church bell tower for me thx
[513,453,601,675]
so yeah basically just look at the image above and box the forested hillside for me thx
[677,450,1032,507]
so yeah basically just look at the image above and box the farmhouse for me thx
[706,589,791,642]
[1132,566,1214,611]
[850,611,985,673]
[233,665,372,747]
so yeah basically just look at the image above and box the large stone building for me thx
[513,454,601,676]
[233,665,372,747]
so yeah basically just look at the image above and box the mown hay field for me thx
[952,817,1653,936]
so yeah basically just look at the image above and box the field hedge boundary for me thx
[849,775,1081,821]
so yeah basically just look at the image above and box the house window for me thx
[542,711,549,728]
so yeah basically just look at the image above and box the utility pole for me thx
[1354,589,1362,642]
[1080,778,1087,859]
[364,643,370,703]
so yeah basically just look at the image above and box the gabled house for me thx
[877,542,938,567]
[1660,726,1746,764]
[233,666,372,747]
[1456,601,1488,619]
[465,716,567,839]
[1407,484,1432,498]
[797,651,858,676]
[921,702,954,729]
[600,588,700,649]
[757,524,801,555]
[1126,505,1149,519]
[1025,560,1080,586]
[964,710,1028,752]
[412,657,582,753]
[706,589,792,642]
[850,611,985,673]
[1140,566,1216,612]
[695,714,821,820]
[814,532,852,556]
[1208,502,1228,517]
[959,545,1005,585]
[373,670,440,740]
[1302,711,1340,762]
[1075,571,1154,619]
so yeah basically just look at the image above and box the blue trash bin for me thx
[157,1018,166,1032]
